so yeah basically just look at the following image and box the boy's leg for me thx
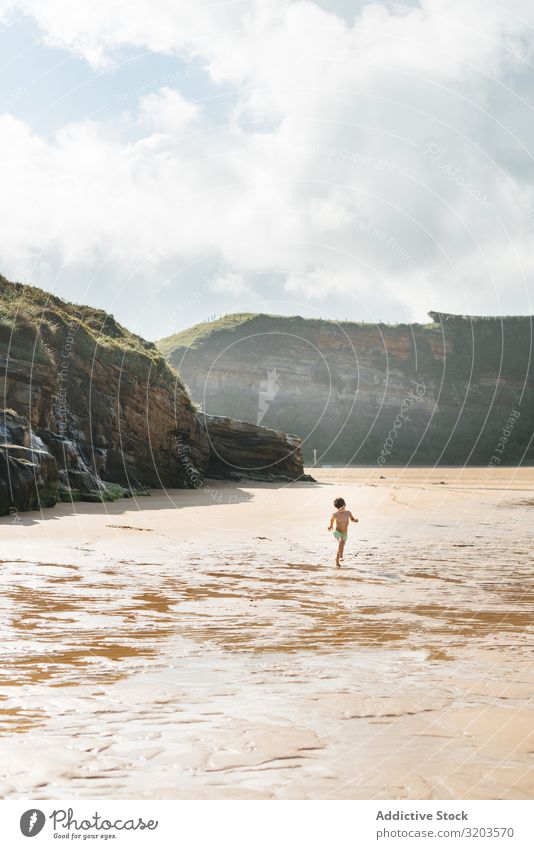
[336,539,344,566]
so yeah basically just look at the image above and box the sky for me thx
[0,0,534,340]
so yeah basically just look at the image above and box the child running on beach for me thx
[328,497,358,567]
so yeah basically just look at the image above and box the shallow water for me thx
[0,468,533,799]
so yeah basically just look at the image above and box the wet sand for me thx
[0,467,533,799]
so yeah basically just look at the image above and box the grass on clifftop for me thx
[157,311,437,357]
[0,275,179,382]
[157,313,260,355]
[157,310,534,358]
[158,312,385,356]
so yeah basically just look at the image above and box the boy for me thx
[328,497,358,567]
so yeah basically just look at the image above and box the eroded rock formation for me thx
[158,312,534,465]
[0,278,309,515]
[0,411,58,514]
[199,414,313,482]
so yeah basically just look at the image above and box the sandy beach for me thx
[0,467,533,800]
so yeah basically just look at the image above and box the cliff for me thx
[199,414,313,482]
[0,279,308,515]
[158,312,534,466]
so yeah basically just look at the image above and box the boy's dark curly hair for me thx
[334,497,346,508]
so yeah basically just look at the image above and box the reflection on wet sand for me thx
[0,467,532,799]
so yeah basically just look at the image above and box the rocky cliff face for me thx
[199,414,313,482]
[158,312,534,466]
[0,279,308,515]
[0,411,58,515]
[0,276,208,501]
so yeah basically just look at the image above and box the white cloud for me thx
[208,273,255,298]
[285,267,347,299]
[0,0,534,330]
[138,87,200,133]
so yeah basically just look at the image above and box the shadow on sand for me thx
[0,478,316,527]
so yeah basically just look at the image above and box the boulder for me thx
[198,413,314,482]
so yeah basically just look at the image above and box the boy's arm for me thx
[328,513,335,530]
[349,512,358,523]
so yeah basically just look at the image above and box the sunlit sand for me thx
[0,467,532,799]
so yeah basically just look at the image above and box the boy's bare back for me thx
[332,508,356,533]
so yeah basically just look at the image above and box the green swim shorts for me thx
[333,530,348,542]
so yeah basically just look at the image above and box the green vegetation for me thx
[155,307,534,467]
[156,311,459,359]
[58,482,151,503]
[159,309,534,358]
[157,313,259,354]
[0,274,181,386]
